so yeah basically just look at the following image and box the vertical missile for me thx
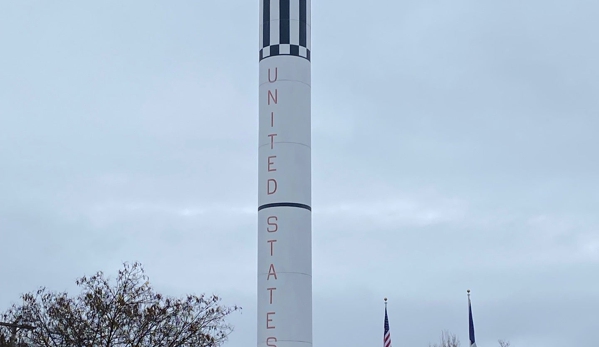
[258,1,312,347]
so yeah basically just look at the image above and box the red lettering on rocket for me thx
[267,216,278,232]
[268,68,278,83]
[267,179,277,195]
[268,239,277,256]
[268,133,277,149]
[268,156,277,172]
[266,312,276,329]
[268,90,278,105]
[267,264,278,280]
[267,287,277,304]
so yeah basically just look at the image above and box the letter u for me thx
[268,68,278,83]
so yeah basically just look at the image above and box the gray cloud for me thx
[1,1,598,347]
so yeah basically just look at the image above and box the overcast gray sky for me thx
[1,1,598,346]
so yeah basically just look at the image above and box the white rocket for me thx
[258,1,312,347]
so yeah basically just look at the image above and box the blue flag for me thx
[468,293,477,347]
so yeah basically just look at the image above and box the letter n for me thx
[268,90,278,105]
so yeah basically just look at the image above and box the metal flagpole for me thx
[468,290,477,347]
[384,298,392,347]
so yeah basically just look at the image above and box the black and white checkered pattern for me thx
[260,44,310,60]
[260,0,311,61]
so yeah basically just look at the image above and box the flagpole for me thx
[383,297,391,347]
[468,290,476,347]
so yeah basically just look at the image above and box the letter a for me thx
[267,264,278,280]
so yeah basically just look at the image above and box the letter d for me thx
[267,179,278,195]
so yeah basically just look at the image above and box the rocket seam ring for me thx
[258,142,311,149]
[258,202,312,211]
[257,272,312,277]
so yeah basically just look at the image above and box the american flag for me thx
[384,303,392,347]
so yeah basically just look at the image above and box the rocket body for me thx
[258,1,312,347]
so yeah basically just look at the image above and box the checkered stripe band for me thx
[260,44,311,61]
[260,0,310,61]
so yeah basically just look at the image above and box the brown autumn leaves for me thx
[0,262,240,347]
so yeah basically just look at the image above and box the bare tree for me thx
[498,339,511,347]
[429,330,460,347]
[0,262,240,347]
[0,321,35,347]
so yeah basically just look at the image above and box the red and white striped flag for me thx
[384,299,392,347]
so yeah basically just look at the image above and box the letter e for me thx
[267,312,276,329]
[268,156,277,172]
